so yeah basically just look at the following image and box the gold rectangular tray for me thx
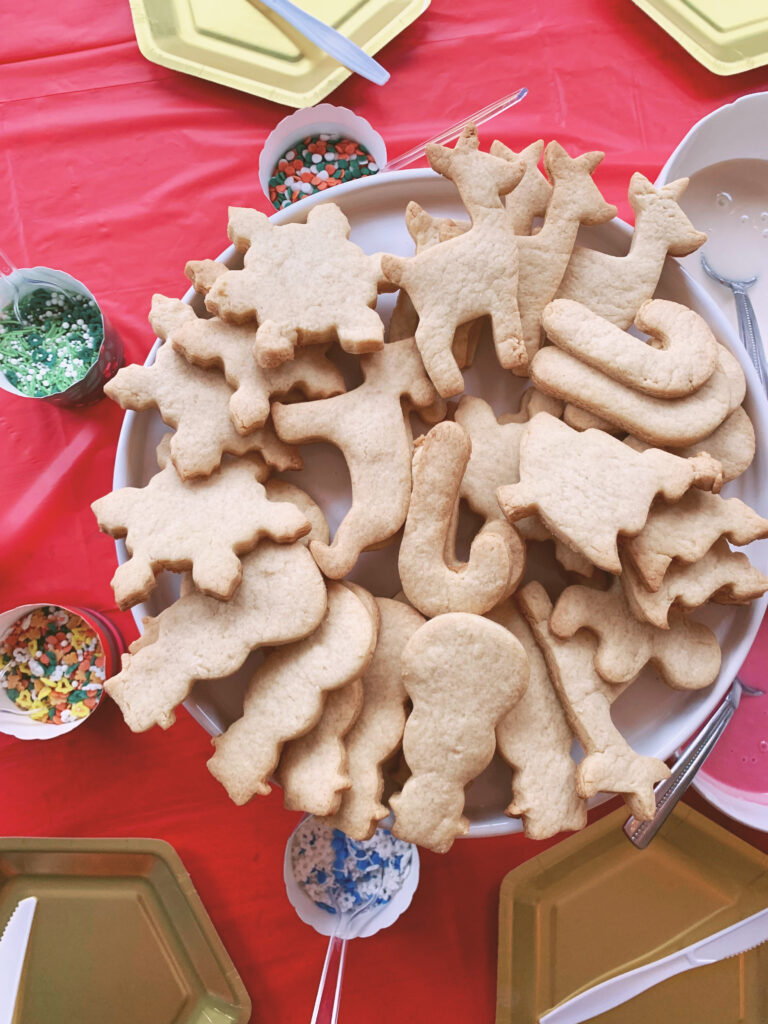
[129,0,430,107]
[631,0,768,75]
[0,838,251,1024]
[497,805,768,1024]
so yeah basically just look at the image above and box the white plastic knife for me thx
[0,897,37,1024]
[539,907,768,1024]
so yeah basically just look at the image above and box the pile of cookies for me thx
[94,125,768,854]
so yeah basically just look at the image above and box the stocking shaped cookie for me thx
[624,406,756,484]
[277,679,363,817]
[517,582,669,820]
[192,204,389,367]
[543,299,718,397]
[322,596,426,839]
[621,539,768,629]
[550,578,721,688]
[207,582,378,805]
[105,296,300,478]
[487,600,586,839]
[92,435,310,609]
[531,342,745,448]
[624,488,768,591]
[497,413,718,574]
[399,421,525,616]
[556,174,706,327]
[390,612,529,853]
[106,541,327,732]
[162,296,345,433]
[272,336,442,579]
[515,142,616,365]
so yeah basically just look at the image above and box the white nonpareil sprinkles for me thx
[291,819,413,915]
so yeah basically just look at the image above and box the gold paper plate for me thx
[631,0,768,75]
[128,0,430,107]
[496,805,768,1024]
[0,838,251,1023]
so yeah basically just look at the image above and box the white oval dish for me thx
[112,167,768,837]
[656,92,768,362]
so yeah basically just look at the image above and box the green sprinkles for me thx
[268,134,379,211]
[0,287,103,397]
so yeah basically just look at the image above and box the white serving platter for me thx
[113,167,768,838]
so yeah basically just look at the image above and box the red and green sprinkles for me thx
[0,606,105,725]
[269,134,379,211]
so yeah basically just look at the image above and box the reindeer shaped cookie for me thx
[382,130,528,396]
[515,142,617,366]
[556,174,706,327]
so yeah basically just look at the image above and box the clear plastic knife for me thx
[0,897,37,1024]
[539,907,768,1024]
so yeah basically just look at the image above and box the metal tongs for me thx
[624,676,764,848]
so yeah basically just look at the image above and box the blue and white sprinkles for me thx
[291,819,413,915]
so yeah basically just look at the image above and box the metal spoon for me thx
[624,676,765,848]
[700,252,768,392]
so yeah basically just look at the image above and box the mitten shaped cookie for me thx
[399,421,525,616]
[272,336,442,579]
[322,596,426,839]
[207,582,378,805]
[106,541,327,732]
[92,435,309,608]
[487,600,586,838]
[390,612,529,853]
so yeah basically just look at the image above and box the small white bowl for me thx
[258,104,387,208]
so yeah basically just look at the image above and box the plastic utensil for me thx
[256,0,389,86]
[383,87,528,172]
[701,253,768,392]
[284,817,419,1024]
[624,677,765,848]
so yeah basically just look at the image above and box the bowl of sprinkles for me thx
[0,603,125,739]
[0,266,123,407]
[259,104,386,212]
[285,817,419,939]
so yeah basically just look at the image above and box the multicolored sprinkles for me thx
[0,606,105,725]
[268,134,379,211]
[0,287,103,397]
[291,819,413,915]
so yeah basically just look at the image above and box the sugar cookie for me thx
[322,596,426,840]
[399,421,525,616]
[106,541,327,732]
[390,612,528,853]
[207,582,378,805]
[517,582,669,820]
[92,435,309,608]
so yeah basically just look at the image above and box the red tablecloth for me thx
[1,2,767,1020]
